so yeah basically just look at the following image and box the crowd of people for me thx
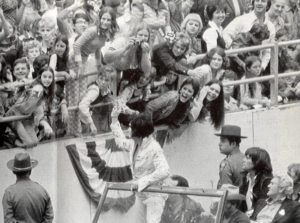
[0,0,300,148]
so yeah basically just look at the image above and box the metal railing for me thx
[1,39,300,123]
[92,183,228,223]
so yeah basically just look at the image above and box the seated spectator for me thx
[287,163,300,202]
[240,147,273,219]
[152,32,190,78]
[220,184,250,223]
[189,80,224,129]
[240,56,271,109]
[222,70,243,112]
[188,47,226,88]
[103,22,152,75]
[201,3,226,53]
[161,174,214,223]
[5,66,55,148]
[145,77,199,128]
[253,175,300,222]
[180,13,203,56]
[79,65,116,134]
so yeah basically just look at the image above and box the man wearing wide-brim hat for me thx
[215,125,247,189]
[221,184,250,223]
[2,152,54,223]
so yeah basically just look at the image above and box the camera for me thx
[133,38,142,45]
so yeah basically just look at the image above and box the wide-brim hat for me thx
[215,125,247,138]
[220,184,246,201]
[7,152,38,172]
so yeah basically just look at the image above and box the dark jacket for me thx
[224,209,250,223]
[239,171,273,219]
[152,43,189,77]
[255,198,300,223]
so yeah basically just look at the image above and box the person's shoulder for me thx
[232,150,245,158]
[84,26,97,35]
[30,84,44,97]
[231,210,250,222]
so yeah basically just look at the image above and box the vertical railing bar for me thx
[215,190,228,223]
[270,42,279,106]
[92,183,110,223]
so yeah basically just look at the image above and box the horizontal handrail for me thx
[107,182,226,197]
[223,70,300,87]
[92,182,228,223]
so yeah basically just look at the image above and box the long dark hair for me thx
[34,66,55,108]
[54,35,69,65]
[0,55,9,83]
[199,80,224,129]
[179,77,200,99]
[245,147,273,175]
[97,7,119,40]
[202,47,227,70]
[134,23,151,70]
[245,56,261,98]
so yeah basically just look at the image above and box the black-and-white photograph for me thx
[1,0,300,222]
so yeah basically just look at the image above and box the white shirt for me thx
[256,198,285,223]
[202,21,224,52]
[223,11,276,69]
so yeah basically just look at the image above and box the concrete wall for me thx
[1,105,300,222]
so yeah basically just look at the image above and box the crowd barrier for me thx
[1,39,300,128]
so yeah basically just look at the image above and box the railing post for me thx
[270,41,279,106]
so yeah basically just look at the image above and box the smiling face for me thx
[172,41,187,57]
[41,70,54,88]
[136,29,149,42]
[206,83,221,101]
[14,63,29,81]
[74,17,89,35]
[270,0,286,17]
[248,60,261,76]
[254,0,268,14]
[100,12,112,30]
[186,19,200,36]
[55,40,67,57]
[212,9,226,26]
[210,53,223,70]
[179,83,194,103]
